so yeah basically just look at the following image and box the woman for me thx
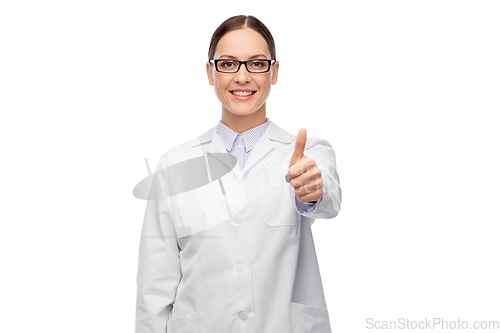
[135,15,342,333]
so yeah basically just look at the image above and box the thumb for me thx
[289,128,307,166]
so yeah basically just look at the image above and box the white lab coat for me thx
[135,120,342,333]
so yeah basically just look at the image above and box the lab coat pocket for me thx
[166,310,199,333]
[259,166,300,227]
[290,302,332,333]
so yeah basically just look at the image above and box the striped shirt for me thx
[216,117,319,213]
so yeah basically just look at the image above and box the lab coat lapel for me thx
[193,126,236,179]
[240,121,294,177]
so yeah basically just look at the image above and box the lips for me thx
[230,90,257,96]
[229,89,257,100]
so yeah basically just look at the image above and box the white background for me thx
[1,1,499,332]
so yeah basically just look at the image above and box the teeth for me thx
[232,91,254,96]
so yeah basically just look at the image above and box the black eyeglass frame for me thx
[209,59,276,73]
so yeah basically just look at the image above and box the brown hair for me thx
[208,15,276,61]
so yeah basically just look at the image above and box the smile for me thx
[230,91,256,96]
[230,90,257,101]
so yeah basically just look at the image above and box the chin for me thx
[231,109,256,116]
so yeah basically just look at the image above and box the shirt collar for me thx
[216,117,270,153]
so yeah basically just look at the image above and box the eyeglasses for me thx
[209,59,275,73]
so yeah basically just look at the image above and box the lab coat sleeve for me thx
[289,137,342,220]
[135,156,182,333]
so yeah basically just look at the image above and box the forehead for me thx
[214,28,270,59]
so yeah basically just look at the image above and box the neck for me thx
[221,105,267,133]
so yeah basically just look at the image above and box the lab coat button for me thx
[238,311,248,320]
[234,263,244,273]
[233,216,241,224]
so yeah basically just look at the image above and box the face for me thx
[206,28,279,117]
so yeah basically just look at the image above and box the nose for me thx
[234,63,251,84]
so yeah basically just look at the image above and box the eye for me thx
[249,60,265,68]
[219,60,237,68]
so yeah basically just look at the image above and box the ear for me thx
[206,61,215,86]
[271,60,279,85]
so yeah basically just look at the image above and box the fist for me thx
[285,128,324,203]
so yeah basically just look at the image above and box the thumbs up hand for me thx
[285,128,324,204]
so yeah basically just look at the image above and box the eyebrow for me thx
[218,54,268,59]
